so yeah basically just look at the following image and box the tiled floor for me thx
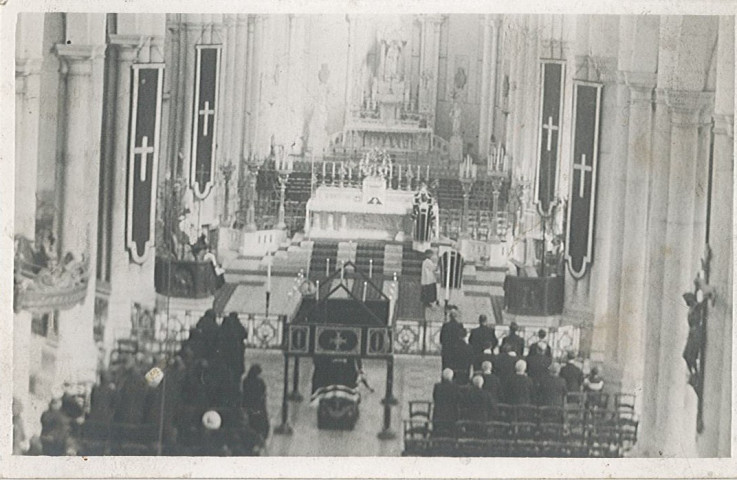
[244,349,441,456]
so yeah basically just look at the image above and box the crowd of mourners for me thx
[433,307,605,426]
[18,309,269,456]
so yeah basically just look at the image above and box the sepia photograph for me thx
[2,0,735,476]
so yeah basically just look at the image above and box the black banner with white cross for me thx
[535,60,566,215]
[126,64,164,264]
[565,81,602,280]
[190,44,222,199]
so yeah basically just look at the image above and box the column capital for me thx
[55,44,105,75]
[108,34,144,62]
[622,71,656,105]
[713,114,734,138]
[15,57,43,77]
[663,89,714,126]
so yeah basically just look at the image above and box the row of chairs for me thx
[403,417,637,458]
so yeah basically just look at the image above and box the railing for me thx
[153,257,219,299]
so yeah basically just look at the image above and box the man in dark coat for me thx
[535,362,567,406]
[506,359,533,405]
[439,306,466,370]
[479,360,502,406]
[447,335,474,385]
[218,312,248,406]
[501,322,525,357]
[526,341,552,383]
[559,351,584,392]
[432,369,461,436]
[493,343,519,402]
[469,314,498,370]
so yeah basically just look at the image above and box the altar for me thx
[305,175,414,240]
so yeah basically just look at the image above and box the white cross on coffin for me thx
[133,135,155,182]
[331,331,348,350]
[199,100,215,137]
[542,115,559,152]
[573,153,593,198]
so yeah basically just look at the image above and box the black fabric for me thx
[535,374,567,406]
[560,362,584,392]
[501,332,525,357]
[506,374,533,405]
[432,381,461,424]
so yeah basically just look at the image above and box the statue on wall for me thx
[384,40,401,81]
[450,101,462,137]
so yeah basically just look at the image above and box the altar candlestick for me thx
[267,254,272,293]
[445,253,451,301]
[363,281,367,302]
[326,258,330,276]
[340,260,345,282]
[322,161,326,182]
[369,259,373,278]
[316,280,320,301]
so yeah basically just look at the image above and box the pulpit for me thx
[503,275,564,316]
[154,257,219,299]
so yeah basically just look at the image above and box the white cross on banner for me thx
[133,135,155,182]
[573,154,593,198]
[199,101,215,137]
[566,81,603,280]
[542,116,559,152]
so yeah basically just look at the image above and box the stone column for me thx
[14,12,45,410]
[616,72,656,394]
[54,39,106,385]
[343,15,356,127]
[478,16,498,158]
[587,75,629,364]
[242,14,256,154]
[655,90,713,457]
[698,15,734,458]
[419,15,443,127]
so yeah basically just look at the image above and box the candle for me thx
[267,254,272,293]
[340,260,345,282]
[369,259,373,278]
[398,165,402,183]
[332,162,336,179]
[348,166,352,182]
[322,161,326,181]
[316,280,320,301]
[362,281,367,302]
[417,164,421,182]
[326,258,330,276]
[445,252,451,301]
[426,165,430,181]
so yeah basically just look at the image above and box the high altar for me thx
[305,175,415,241]
[339,29,436,154]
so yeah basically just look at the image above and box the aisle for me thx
[242,349,440,456]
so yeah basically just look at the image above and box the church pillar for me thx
[343,15,357,130]
[247,15,264,157]
[54,14,107,385]
[105,16,166,359]
[616,71,656,394]
[698,15,733,458]
[478,16,499,158]
[419,15,443,128]
[654,89,713,457]
[14,12,45,411]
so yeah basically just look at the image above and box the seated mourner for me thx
[535,362,567,406]
[506,359,533,405]
[432,369,461,436]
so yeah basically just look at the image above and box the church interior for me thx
[10,12,734,458]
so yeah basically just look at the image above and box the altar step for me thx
[401,242,424,278]
[336,241,358,267]
[308,241,339,279]
[383,244,404,277]
[355,241,386,278]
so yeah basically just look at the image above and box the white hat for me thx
[202,410,222,430]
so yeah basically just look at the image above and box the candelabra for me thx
[458,155,477,239]
[219,161,236,225]
[275,152,294,230]
[244,153,261,232]
[486,147,507,243]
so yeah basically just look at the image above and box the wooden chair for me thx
[539,406,564,424]
[615,393,636,412]
[409,401,433,420]
[516,404,539,423]
[493,403,517,422]
[586,392,610,410]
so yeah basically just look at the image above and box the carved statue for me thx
[384,40,401,81]
[450,101,462,137]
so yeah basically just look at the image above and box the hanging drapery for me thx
[126,64,165,264]
[534,60,565,216]
[565,80,602,279]
[190,44,222,199]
